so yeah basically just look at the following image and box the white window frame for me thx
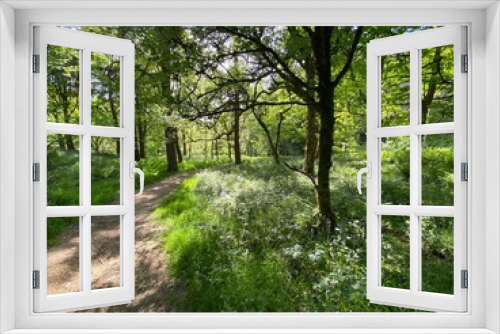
[366,26,467,312]
[33,26,136,313]
[1,1,499,333]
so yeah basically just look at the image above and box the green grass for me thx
[156,171,307,311]
[154,152,454,312]
[46,148,230,246]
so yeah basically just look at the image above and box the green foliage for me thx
[47,143,80,207]
[47,44,80,125]
[156,157,452,312]
[421,217,454,294]
[422,143,454,206]
[381,137,410,205]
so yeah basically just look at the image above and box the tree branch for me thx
[282,161,317,188]
[332,27,364,88]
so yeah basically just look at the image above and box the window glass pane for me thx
[47,45,80,124]
[47,217,80,295]
[421,45,454,124]
[421,216,454,294]
[381,52,410,127]
[47,134,80,206]
[421,133,454,206]
[381,136,410,205]
[91,137,121,205]
[91,52,121,127]
[381,215,410,290]
[91,216,121,290]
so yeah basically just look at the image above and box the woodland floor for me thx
[47,170,197,313]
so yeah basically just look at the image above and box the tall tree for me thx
[209,26,363,230]
[233,92,242,165]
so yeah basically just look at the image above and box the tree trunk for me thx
[227,134,232,160]
[234,95,242,165]
[61,104,75,151]
[108,71,120,155]
[421,46,442,147]
[268,139,280,164]
[135,126,141,161]
[182,130,187,156]
[246,134,253,156]
[134,119,147,161]
[210,139,214,160]
[52,114,66,150]
[312,27,335,231]
[303,55,319,175]
[160,58,179,172]
[135,97,142,161]
[311,26,363,234]
[66,135,76,151]
[58,135,66,151]
[252,109,280,164]
[304,104,318,174]
[139,122,146,159]
[175,141,183,163]
[204,130,208,160]
[215,139,219,159]
[234,113,242,165]
[165,127,178,172]
[175,133,183,163]
[92,137,102,154]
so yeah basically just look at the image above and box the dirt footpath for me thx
[47,171,196,312]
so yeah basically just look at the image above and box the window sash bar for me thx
[371,122,454,138]
[46,122,129,138]
[409,47,420,295]
[46,205,130,217]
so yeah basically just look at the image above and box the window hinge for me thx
[33,163,40,182]
[461,162,468,182]
[461,270,468,289]
[461,54,468,73]
[33,270,40,289]
[33,54,40,73]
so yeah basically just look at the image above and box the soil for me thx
[47,170,196,312]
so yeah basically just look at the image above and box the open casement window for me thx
[364,26,467,312]
[33,26,139,312]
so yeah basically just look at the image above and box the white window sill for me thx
[4,329,498,334]
[4,330,498,334]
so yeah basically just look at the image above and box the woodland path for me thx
[47,170,197,313]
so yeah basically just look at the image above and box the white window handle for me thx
[357,162,372,195]
[129,162,145,195]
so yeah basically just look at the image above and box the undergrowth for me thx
[155,156,453,312]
